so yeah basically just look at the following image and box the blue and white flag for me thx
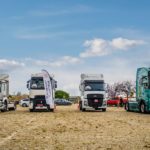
[42,69,54,108]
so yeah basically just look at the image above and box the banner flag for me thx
[42,69,54,108]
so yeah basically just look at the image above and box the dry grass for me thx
[0,105,150,150]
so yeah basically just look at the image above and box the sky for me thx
[0,0,150,95]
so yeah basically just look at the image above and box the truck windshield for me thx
[84,81,105,91]
[30,77,44,89]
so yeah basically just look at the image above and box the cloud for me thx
[0,59,25,72]
[26,56,81,67]
[111,37,145,49]
[80,37,145,58]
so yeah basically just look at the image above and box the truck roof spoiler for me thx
[0,74,9,81]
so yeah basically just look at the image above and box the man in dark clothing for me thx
[120,97,124,107]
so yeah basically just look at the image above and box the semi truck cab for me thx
[27,71,57,112]
[79,74,107,111]
[125,67,150,113]
[0,74,16,112]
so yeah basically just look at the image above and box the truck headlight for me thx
[103,100,107,105]
[84,100,88,106]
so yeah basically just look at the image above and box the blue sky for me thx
[0,0,150,95]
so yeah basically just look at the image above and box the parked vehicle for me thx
[19,99,29,107]
[107,97,120,106]
[55,99,72,105]
[0,74,16,112]
[27,70,57,112]
[79,74,107,111]
[107,97,128,107]
[125,67,150,113]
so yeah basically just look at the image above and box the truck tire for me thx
[1,101,8,112]
[79,101,86,112]
[11,106,16,111]
[82,108,86,112]
[47,105,51,112]
[140,103,146,113]
[47,105,54,112]
[50,109,54,112]
[29,109,34,112]
[102,108,106,112]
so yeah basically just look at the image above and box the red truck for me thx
[107,97,128,107]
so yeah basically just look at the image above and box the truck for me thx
[0,74,16,112]
[27,70,57,112]
[125,67,150,113]
[79,74,107,111]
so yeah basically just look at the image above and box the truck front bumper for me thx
[83,105,107,110]
[29,101,48,110]
[82,100,107,110]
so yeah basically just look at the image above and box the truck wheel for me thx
[79,102,86,111]
[82,108,86,112]
[29,109,33,112]
[140,103,146,113]
[12,106,16,111]
[47,105,51,112]
[102,108,106,112]
[50,109,54,112]
[1,101,8,112]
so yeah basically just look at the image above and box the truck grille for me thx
[34,96,46,106]
[87,94,103,108]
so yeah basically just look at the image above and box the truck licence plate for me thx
[94,99,98,102]
[37,104,43,107]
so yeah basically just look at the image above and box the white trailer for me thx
[27,70,57,112]
[79,74,107,111]
[0,74,16,112]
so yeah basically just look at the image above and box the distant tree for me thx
[107,81,135,99]
[55,90,70,99]
[16,91,21,96]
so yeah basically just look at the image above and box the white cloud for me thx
[29,56,81,67]
[80,38,109,57]
[0,59,25,72]
[80,37,145,58]
[111,37,145,49]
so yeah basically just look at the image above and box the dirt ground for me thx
[0,105,150,150]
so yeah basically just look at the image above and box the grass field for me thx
[0,105,150,150]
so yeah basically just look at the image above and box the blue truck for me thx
[125,67,150,113]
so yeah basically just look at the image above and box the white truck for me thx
[27,70,57,112]
[0,74,16,112]
[79,74,107,111]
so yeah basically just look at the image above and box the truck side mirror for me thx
[104,83,108,92]
[27,83,29,89]
[26,80,30,89]
[79,84,84,92]
[55,81,57,88]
